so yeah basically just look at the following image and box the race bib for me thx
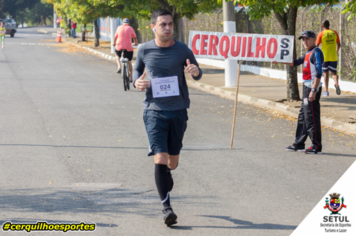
[151,76,180,98]
[1,31,5,35]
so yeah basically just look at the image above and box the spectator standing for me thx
[273,31,324,154]
[71,21,77,38]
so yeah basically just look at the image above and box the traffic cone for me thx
[56,30,62,43]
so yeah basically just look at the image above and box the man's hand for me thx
[132,43,138,46]
[134,71,150,91]
[309,91,316,102]
[185,59,200,77]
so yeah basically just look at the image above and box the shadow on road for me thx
[0,143,241,151]
[169,215,296,231]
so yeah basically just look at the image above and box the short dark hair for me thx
[151,9,172,24]
[322,20,330,29]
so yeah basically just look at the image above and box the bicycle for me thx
[120,57,130,91]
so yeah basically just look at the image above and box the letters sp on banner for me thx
[189,31,294,63]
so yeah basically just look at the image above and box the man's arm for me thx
[133,45,150,90]
[309,49,323,102]
[334,30,341,53]
[133,37,138,46]
[186,51,202,80]
[272,54,305,66]
[113,37,117,46]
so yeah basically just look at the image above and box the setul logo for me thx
[324,193,347,215]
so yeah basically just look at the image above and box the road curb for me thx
[37,29,48,34]
[62,40,356,135]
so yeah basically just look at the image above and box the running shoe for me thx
[162,207,177,226]
[167,168,174,192]
[304,146,322,154]
[117,69,121,73]
[285,144,305,152]
[322,91,329,96]
[334,84,341,95]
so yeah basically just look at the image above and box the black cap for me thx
[298,30,316,40]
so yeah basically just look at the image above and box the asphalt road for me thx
[0,27,355,236]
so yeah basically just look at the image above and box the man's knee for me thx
[154,153,169,165]
[168,163,178,170]
[168,155,179,170]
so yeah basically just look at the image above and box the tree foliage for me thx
[0,0,52,26]
[235,0,339,101]
[342,0,356,21]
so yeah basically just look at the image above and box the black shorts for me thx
[143,109,188,156]
[115,50,133,61]
[322,61,337,73]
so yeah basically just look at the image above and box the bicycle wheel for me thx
[122,65,127,91]
[126,70,130,90]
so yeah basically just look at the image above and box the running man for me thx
[316,20,341,96]
[0,22,5,49]
[113,18,138,81]
[133,9,202,226]
[273,31,324,154]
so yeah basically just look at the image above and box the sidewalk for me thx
[60,35,356,135]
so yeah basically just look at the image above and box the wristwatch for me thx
[311,88,316,92]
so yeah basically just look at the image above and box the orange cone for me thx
[56,30,62,43]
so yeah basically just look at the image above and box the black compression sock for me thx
[155,164,171,208]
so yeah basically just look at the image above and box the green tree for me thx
[46,0,122,46]
[0,0,39,23]
[342,0,356,20]
[90,0,221,39]
[236,0,339,101]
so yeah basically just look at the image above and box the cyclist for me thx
[316,20,341,96]
[0,22,5,49]
[133,9,202,226]
[113,18,138,82]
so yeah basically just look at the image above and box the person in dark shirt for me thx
[133,9,202,226]
[272,30,324,154]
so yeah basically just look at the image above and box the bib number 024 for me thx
[151,76,180,98]
[160,84,171,90]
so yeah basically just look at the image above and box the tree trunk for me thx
[82,24,86,41]
[20,13,24,28]
[41,15,46,26]
[274,6,300,101]
[94,20,99,47]
[0,0,4,19]
[156,0,182,40]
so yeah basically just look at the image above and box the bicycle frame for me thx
[120,58,130,91]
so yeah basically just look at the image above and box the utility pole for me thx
[223,0,237,87]
[110,17,115,54]
[53,6,57,29]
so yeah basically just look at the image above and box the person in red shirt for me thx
[113,18,138,81]
[71,21,77,38]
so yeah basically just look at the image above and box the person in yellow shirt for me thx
[0,22,6,49]
[316,20,341,96]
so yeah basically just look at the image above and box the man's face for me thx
[302,37,316,50]
[151,15,173,42]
